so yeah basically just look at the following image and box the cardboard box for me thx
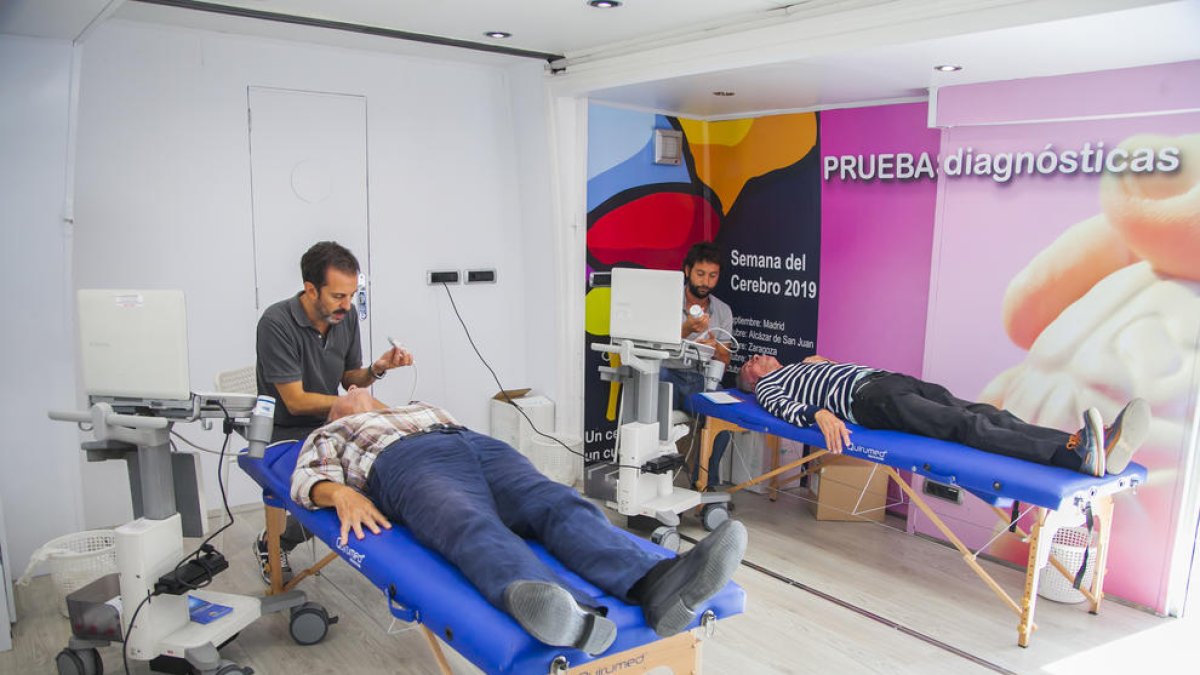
[489,389,555,458]
[807,454,888,522]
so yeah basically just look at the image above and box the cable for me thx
[166,402,237,592]
[696,326,740,353]
[122,591,154,675]
[439,283,645,472]
[170,430,227,455]
[406,362,419,404]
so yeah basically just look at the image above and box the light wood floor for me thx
[3,488,1193,674]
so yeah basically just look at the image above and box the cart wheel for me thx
[651,526,681,552]
[215,659,256,675]
[290,602,336,645]
[55,648,101,675]
[701,503,730,532]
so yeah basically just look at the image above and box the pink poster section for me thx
[818,103,940,375]
[921,61,1200,612]
[819,102,940,515]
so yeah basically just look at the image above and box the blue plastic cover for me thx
[238,442,745,674]
[689,389,1147,510]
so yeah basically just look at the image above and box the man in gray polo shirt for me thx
[661,242,733,408]
[254,240,413,582]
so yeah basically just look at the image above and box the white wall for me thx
[0,35,85,575]
[70,21,558,526]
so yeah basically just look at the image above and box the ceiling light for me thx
[588,1,622,8]
[713,91,735,97]
[484,31,512,39]
[934,64,962,72]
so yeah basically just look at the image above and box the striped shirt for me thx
[755,361,873,427]
[290,402,460,509]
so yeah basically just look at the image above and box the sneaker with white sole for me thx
[1065,408,1106,477]
[1104,399,1150,475]
[254,529,294,586]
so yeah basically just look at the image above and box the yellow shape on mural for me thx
[585,287,612,336]
[679,119,753,146]
[681,113,817,215]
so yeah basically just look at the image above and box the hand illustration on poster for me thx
[983,132,1199,432]
[978,133,1200,607]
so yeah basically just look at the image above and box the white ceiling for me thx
[3,0,1199,119]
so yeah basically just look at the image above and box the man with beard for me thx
[660,242,733,409]
[254,240,413,583]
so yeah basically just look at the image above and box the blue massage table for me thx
[688,389,1146,647]
[238,441,746,674]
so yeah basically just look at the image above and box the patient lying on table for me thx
[290,387,747,655]
[737,355,1149,477]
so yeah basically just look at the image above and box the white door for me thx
[248,87,372,351]
[1,495,12,650]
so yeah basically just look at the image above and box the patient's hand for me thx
[813,409,851,453]
[312,481,392,545]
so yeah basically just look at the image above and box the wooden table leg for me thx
[1018,508,1046,647]
[695,417,744,493]
[264,505,287,595]
[1089,497,1114,615]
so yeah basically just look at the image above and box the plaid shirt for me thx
[290,402,460,509]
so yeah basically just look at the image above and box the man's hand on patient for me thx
[814,409,851,453]
[312,481,392,545]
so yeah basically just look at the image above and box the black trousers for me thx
[849,372,1080,470]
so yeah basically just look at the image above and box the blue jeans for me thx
[365,429,662,611]
[660,367,705,411]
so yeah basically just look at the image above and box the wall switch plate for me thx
[653,128,683,165]
[466,269,496,284]
[427,270,460,284]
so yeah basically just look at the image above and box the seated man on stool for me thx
[737,354,1149,477]
[290,387,748,655]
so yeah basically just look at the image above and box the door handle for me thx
[357,273,368,320]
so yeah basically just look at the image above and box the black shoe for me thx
[255,529,294,586]
[503,581,617,655]
[640,519,747,637]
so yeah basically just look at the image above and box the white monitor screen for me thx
[609,268,683,348]
[77,289,191,401]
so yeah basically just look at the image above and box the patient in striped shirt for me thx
[737,354,1149,478]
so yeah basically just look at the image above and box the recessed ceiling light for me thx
[713,91,735,97]
[934,64,962,72]
[588,1,622,8]
[484,31,512,39]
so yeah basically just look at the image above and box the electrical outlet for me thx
[427,270,460,285]
[466,269,496,284]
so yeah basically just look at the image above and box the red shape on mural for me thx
[588,192,719,269]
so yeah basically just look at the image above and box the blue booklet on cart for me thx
[188,595,233,624]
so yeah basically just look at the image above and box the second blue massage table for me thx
[238,441,746,674]
[688,389,1146,647]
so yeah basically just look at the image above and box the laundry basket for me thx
[1037,526,1095,604]
[529,433,584,486]
[17,530,118,618]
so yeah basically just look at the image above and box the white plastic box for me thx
[489,389,555,460]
